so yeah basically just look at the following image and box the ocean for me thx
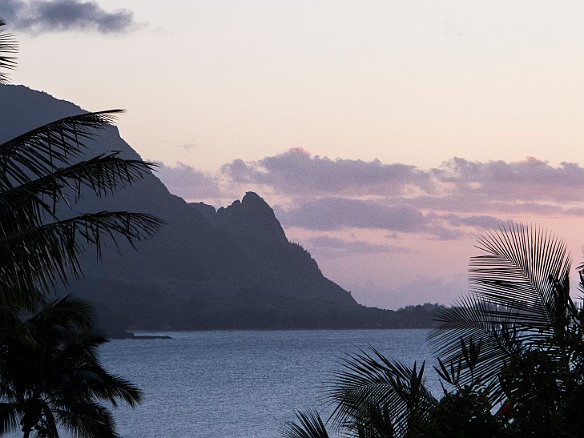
[99,329,437,438]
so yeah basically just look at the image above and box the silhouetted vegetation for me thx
[284,224,584,437]
[0,19,161,437]
[0,297,142,437]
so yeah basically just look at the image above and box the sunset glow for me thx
[3,0,584,308]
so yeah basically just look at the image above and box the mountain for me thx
[0,84,440,332]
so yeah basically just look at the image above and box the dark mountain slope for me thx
[0,84,437,331]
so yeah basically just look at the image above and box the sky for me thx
[2,0,584,309]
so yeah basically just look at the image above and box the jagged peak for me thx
[242,191,263,204]
[217,192,287,244]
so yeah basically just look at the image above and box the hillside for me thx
[0,83,440,332]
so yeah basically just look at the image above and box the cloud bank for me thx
[217,150,584,237]
[222,150,584,203]
[221,147,432,196]
[158,150,584,240]
[1,0,138,34]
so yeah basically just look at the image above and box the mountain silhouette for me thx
[0,84,440,332]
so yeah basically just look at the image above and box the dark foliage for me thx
[284,224,584,438]
[0,297,142,437]
[0,18,160,437]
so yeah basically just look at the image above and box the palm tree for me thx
[0,18,164,308]
[429,223,584,436]
[0,295,142,438]
[430,223,575,401]
[0,18,162,437]
[284,223,584,437]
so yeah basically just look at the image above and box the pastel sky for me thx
[2,1,584,309]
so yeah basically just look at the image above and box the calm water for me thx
[97,329,437,438]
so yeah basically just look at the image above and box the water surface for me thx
[101,329,437,437]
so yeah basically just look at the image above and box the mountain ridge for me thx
[0,83,440,332]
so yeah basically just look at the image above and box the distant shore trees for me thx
[0,19,162,437]
[285,224,584,437]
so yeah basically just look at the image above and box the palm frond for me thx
[0,298,141,437]
[27,295,96,332]
[76,368,143,408]
[576,248,584,299]
[0,110,124,192]
[283,409,330,438]
[0,302,40,347]
[0,403,18,434]
[38,399,60,438]
[328,349,436,437]
[0,19,17,83]
[0,152,158,218]
[470,223,571,328]
[430,223,573,402]
[0,211,164,301]
[354,403,396,438]
[0,21,153,438]
[430,298,523,400]
[0,108,164,304]
[54,401,119,438]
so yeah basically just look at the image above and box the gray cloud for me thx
[222,150,584,209]
[223,151,584,237]
[437,157,584,202]
[305,235,412,254]
[276,198,426,232]
[222,147,432,196]
[156,163,222,201]
[1,0,139,34]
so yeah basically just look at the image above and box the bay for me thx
[100,329,438,438]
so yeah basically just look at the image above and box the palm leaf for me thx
[0,110,124,192]
[0,152,158,216]
[0,297,142,437]
[0,107,164,303]
[471,223,571,327]
[354,403,396,438]
[283,409,330,438]
[27,295,96,332]
[67,367,143,408]
[0,402,18,434]
[328,348,436,437]
[0,19,17,83]
[430,223,573,401]
[38,399,60,438]
[0,211,163,302]
[0,21,153,437]
[54,400,119,438]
